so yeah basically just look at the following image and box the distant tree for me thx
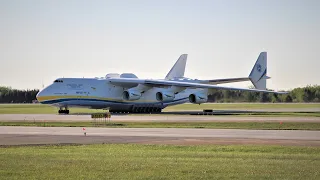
[0,85,319,104]
[0,86,39,103]
[259,92,270,102]
[285,95,293,102]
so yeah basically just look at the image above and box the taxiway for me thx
[0,113,319,122]
[1,126,319,146]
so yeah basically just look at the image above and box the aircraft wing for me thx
[108,78,287,94]
[205,77,250,84]
[204,76,271,85]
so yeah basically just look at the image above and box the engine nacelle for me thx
[123,90,142,101]
[189,93,208,104]
[156,91,175,102]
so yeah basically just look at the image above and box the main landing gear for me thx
[58,107,69,114]
[131,107,162,114]
[109,107,162,114]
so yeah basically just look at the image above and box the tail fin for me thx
[249,52,270,90]
[165,54,188,80]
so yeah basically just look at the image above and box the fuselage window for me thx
[54,80,63,83]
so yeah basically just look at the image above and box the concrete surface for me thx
[0,114,319,122]
[1,126,319,146]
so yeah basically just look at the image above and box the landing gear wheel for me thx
[58,108,69,114]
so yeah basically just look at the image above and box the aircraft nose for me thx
[36,89,46,103]
[36,90,41,99]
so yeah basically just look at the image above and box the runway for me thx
[0,113,319,122]
[1,109,319,147]
[1,126,320,146]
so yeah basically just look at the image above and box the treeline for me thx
[0,85,319,103]
[0,86,39,103]
[208,85,320,103]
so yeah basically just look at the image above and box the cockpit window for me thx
[54,79,63,83]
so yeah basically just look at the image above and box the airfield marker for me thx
[83,127,87,136]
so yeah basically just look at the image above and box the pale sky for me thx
[1,0,319,91]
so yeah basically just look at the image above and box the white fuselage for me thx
[36,52,276,113]
[36,78,204,111]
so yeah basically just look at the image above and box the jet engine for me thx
[189,92,208,104]
[123,90,141,101]
[156,91,175,102]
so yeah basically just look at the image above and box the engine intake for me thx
[156,91,175,102]
[189,93,208,104]
[123,90,141,101]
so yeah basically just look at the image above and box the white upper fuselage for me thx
[36,77,204,111]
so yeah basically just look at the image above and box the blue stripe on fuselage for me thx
[40,97,189,105]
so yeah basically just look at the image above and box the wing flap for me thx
[145,80,286,93]
[206,77,250,84]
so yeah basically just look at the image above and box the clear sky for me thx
[1,0,319,91]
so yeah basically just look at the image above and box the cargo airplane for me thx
[36,52,286,114]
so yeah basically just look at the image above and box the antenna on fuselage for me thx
[41,79,44,89]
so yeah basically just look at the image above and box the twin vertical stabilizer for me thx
[165,52,269,90]
[249,52,269,90]
[165,54,188,80]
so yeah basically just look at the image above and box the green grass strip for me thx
[1,121,320,130]
[0,144,319,179]
[0,103,319,114]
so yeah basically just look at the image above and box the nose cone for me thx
[36,89,46,103]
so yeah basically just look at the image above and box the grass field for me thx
[0,144,319,179]
[166,103,320,111]
[132,112,320,117]
[0,103,319,114]
[0,104,106,114]
[1,121,320,130]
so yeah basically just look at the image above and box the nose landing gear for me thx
[58,107,69,114]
